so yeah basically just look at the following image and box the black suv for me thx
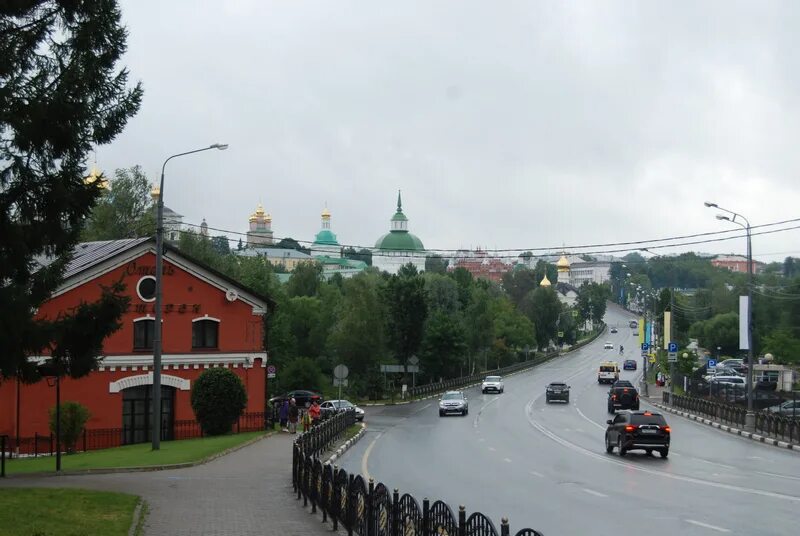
[605,411,670,457]
[269,390,323,408]
[545,382,570,403]
[607,380,639,413]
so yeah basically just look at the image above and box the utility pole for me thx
[669,288,675,398]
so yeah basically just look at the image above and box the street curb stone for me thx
[128,498,146,536]
[649,402,799,453]
[325,423,367,465]
[2,431,273,479]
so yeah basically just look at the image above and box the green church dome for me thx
[313,229,339,246]
[375,231,425,251]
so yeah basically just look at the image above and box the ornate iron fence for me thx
[293,411,544,536]
[671,394,747,427]
[755,412,799,444]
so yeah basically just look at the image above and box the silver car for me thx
[439,391,469,416]
[481,375,504,394]
[320,399,365,421]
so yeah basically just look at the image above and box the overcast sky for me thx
[98,1,800,262]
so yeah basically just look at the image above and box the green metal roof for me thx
[391,211,408,222]
[374,231,425,251]
[313,229,339,246]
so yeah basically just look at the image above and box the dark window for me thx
[192,319,219,349]
[630,414,667,426]
[137,276,156,301]
[134,319,155,350]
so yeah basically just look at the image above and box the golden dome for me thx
[150,185,160,200]
[557,254,570,272]
[540,274,552,287]
[250,202,268,222]
[84,165,108,189]
[321,206,331,218]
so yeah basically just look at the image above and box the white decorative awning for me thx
[109,372,191,393]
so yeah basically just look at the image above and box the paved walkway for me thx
[0,433,335,536]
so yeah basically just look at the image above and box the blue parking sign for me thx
[641,342,649,351]
[668,342,678,353]
[708,359,717,369]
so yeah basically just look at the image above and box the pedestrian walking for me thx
[279,399,289,431]
[288,398,299,434]
[309,399,321,427]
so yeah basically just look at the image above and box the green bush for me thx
[48,401,90,453]
[277,356,324,393]
[191,368,247,435]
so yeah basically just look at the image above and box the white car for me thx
[604,342,614,350]
[319,399,365,421]
[481,375,504,394]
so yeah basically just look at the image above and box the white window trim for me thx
[109,373,190,393]
[136,275,157,302]
[191,316,221,323]
[133,316,154,323]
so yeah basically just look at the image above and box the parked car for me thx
[764,399,800,418]
[481,375,505,394]
[320,399,365,421]
[439,391,469,416]
[623,359,637,370]
[545,382,570,403]
[717,358,744,369]
[269,390,323,408]
[605,411,670,458]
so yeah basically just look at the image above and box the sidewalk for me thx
[0,433,336,536]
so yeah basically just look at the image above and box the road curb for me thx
[325,423,367,465]
[2,431,273,478]
[649,402,799,453]
[128,498,147,536]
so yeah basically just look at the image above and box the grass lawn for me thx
[5,431,264,475]
[0,488,140,536]
[343,423,362,441]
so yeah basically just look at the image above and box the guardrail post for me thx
[348,473,355,536]
[391,488,400,536]
[367,478,375,536]
[458,505,466,536]
[501,517,510,536]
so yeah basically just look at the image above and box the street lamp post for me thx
[704,202,755,424]
[152,143,228,450]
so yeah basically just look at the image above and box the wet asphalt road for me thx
[337,304,800,536]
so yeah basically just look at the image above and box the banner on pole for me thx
[663,311,671,350]
[739,296,750,350]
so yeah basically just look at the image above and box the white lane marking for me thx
[503,457,512,463]
[582,488,608,498]
[747,456,763,460]
[696,459,737,470]
[530,470,544,478]
[756,470,800,482]
[524,399,800,503]
[413,403,432,415]
[488,446,496,452]
[478,437,486,442]
[473,395,502,428]
[575,406,606,431]
[361,433,382,482]
[685,519,731,533]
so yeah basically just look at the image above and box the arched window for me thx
[133,317,155,350]
[192,318,219,349]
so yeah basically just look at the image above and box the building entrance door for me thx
[122,385,175,444]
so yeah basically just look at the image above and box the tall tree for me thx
[80,166,154,241]
[384,264,428,372]
[420,311,467,380]
[501,267,539,307]
[423,273,460,314]
[425,254,449,274]
[1,1,143,379]
[286,262,323,298]
[521,287,562,349]
[210,235,230,256]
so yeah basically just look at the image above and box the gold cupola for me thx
[540,274,552,287]
[557,253,570,274]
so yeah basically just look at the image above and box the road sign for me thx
[708,358,717,369]
[667,352,677,363]
[333,378,348,387]
[649,356,656,364]
[333,364,349,379]
[668,342,678,353]
[266,365,277,379]
[380,364,419,373]
[557,331,564,338]
[641,343,649,351]
[408,355,420,366]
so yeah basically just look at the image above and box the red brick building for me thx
[710,255,765,274]
[0,238,272,447]
[449,249,513,283]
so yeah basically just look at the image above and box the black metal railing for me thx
[671,394,747,427]
[755,412,799,444]
[292,411,543,536]
[407,327,605,400]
